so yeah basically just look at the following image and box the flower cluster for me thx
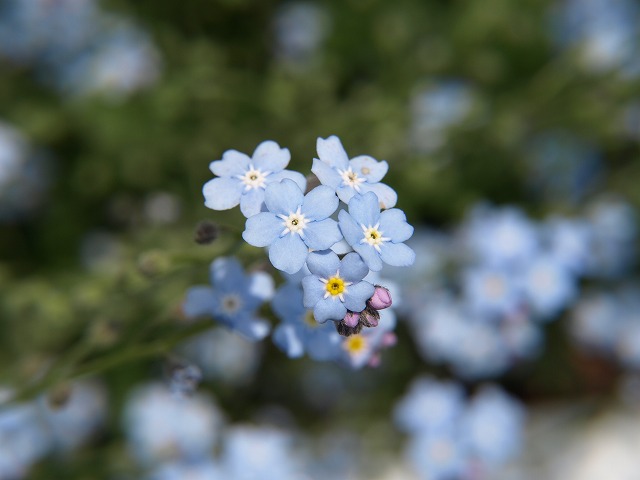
[185,135,414,368]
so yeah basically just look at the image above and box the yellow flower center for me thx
[326,276,345,296]
[343,334,367,354]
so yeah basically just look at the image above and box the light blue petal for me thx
[303,219,342,251]
[272,283,305,321]
[209,150,250,176]
[210,257,245,290]
[353,242,383,272]
[264,179,304,216]
[379,209,414,242]
[312,159,341,189]
[269,234,309,274]
[302,275,326,308]
[239,188,266,218]
[203,177,242,210]
[339,252,369,282]
[183,286,216,318]
[269,170,307,192]
[380,242,416,267]
[248,271,275,302]
[336,185,356,204]
[338,209,364,246]
[306,250,340,278]
[231,314,271,341]
[252,141,290,172]
[243,212,283,247]
[349,155,388,183]
[301,185,339,221]
[313,297,347,323]
[316,136,350,168]
[273,324,305,358]
[348,192,381,227]
[343,281,375,312]
[307,330,342,361]
[361,182,397,209]
[331,238,353,255]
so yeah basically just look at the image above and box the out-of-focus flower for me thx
[204,141,306,218]
[338,308,397,369]
[520,255,576,319]
[302,251,374,323]
[312,136,397,209]
[243,180,341,274]
[462,266,522,319]
[148,459,224,480]
[405,430,469,480]
[183,257,274,341]
[272,2,329,66]
[338,191,415,271]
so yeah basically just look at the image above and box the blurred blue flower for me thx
[312,135,398,209]
[405,430,468,480]
[461,265,522,319]
[544,216,594,276]
[183,257,274,341]
[204,141,306,218]
[243,179,341,274]
[148,459,224,480]
[272,2,330,67]
[520,255,577,319]
[302,251,374,323]
[124,384,223,465]
[339,308,397,369]
[272,282,342,361]
[338,191,415,271]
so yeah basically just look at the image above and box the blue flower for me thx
[312,135,398,209]
[183,257,274,341]
[301,251,374,323]
[203,141,306,218]
[338,192,415,271]
[242,179,342,274]
[272,282,342,361]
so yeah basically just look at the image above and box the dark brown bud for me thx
[194,221,218,244]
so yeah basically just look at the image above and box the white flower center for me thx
[337,166,366,191]
[360,223,390,252]
[238,164,270,191]
[278,206,308,236]
[221,294,242,314]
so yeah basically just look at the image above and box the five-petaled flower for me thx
[242,179,342,274]
[203,140,306,218]
[312,136,398,209]
[302,250,375,323]
[339,191,416,271]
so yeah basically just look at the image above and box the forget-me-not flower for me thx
[242,179,342,274]
[203,141,306,218]
[312,135,398,209]
[338,191,415,271]
[183,256,274,341]
[272,282,342,361]
[302,250,374,323]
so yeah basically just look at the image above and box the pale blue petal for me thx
[252,141,290,172]
[312,159,341,189]
[379,209,414,242]
[353,243,383,271]
[301,185,339,221]
[232,314,271,341]
[338,209,363,246]
[336,185,356,204]
[349,155,388,183]
[269,170,307,192]
[210,257,245,290]
[203,177,242,210]
[343,281,375,312]
[380,242,416,267]
[306,250,340,278]
[313,297,347,323]
[307,331,342,361]
[243,212,283,247]
[347,192,380,227]
[272,283,305,321]
[264,179,304,215]
[331,239,353,255]
[316,136,350,168]
[273,324,305,358]
[361,182,397,209]
[269,234,309,274]
[209,150,250,176]
[248,271,275,302]
[183,286,215,318]
[302,275,326,308]
[239,188,266,218]
[303,219,342,251]
[340,252,369,282]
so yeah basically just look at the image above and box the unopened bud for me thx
[194,221,218,244]
[368,285,392,310]
[343,311,359,328]
[336,317,363,337]
[359,305,380,328]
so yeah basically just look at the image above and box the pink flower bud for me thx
[343,311,360,328]
[369,286,392,310]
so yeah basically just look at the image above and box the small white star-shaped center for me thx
[238,164,270,190]
[337,167,366,191]
[360,223,390,252]
[278,206,308,236]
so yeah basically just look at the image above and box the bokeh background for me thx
[1,0,640,478]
